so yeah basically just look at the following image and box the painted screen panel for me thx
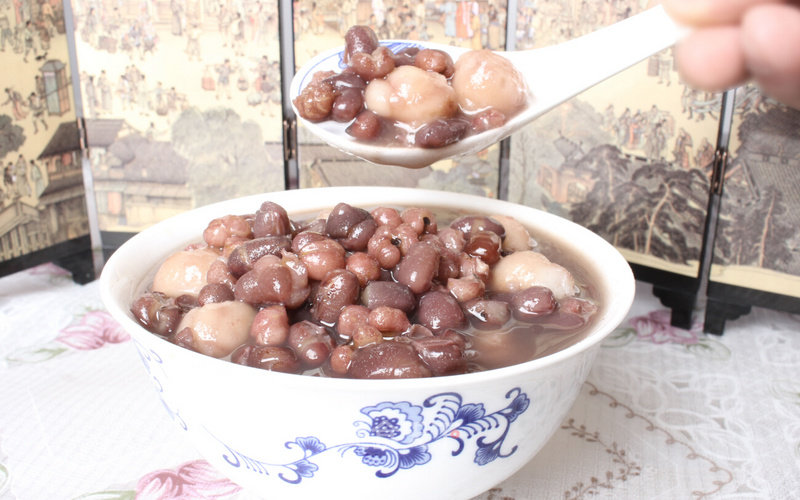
[709,89,800,299]
[0,0,90,276]
[70,0,284,233]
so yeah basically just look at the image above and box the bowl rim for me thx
[100,186,635,390]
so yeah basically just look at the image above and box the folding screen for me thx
[0,0,92,281]
[68,0,284,244]
[2,0,797,332]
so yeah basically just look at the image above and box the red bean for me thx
[327,203,367,238]
[288,321,335,368]
[198,283,234,305]
[463,298,511,330]
[367,225,413,270]
[393,241,440,295]
[343,25,379,64]
[279,252,311,309]
[437,227,465,252]
[368,306,410,335]
[549,297,598,329]
[203,214,252,248]
[393,224,420,253]
[349,46,395,80]
[348,342,432,379]
[298,237,346,281]
[437,247,461,282]
[307,220,328,235]
[344,218,378,251]
[510,286,557,321]
[414,49,454,77]
[329,344,355,376]
[131,292,182,336]
[361,281,416,314]
[367,226,403,269]
[346,110,382,141]
[370,207,403,228]
[346,252,381,287]
[253,201,293,238]
[233,264,293,305]
[450,215,506,239]
[206,259,236,290]
[292,231,326,253]
[458,253,490,282]
[352,324,383,348]
[400,207,438,235]
[336,304,371,341]
[464,230,502,265]
[561,296,598,318]
[311,269,360,325]
[171,327,195,350]
[231,345,301,374]
[415,118,469,148]
[331,88,364,123]
[326,202,377,251]
[440,328,468,349]
[411,334,466,376]
[416,290,465,333]
[227,236,292,277]
[250,305,290,346]
[447,276,485,303]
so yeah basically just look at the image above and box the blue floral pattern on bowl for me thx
[217,388,530,484]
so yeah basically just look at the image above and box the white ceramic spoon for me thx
[290,5,687,169]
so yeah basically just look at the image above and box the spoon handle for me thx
[506,5,689,108]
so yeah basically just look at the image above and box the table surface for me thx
[1,263,799,500]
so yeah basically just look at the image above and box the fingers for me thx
[662,0,788,26]
[670,1,800,108]
[741,4,800,107]
[673,27,748,92]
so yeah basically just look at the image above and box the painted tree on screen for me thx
[171,108,282,206]
[716,182,795,272]
[570,147,708,264]
[568,144,631,238]
[629,165,708,262]
[0,114,25,159]
[713,105,800,273]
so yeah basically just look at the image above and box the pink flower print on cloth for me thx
[629,309,702,345]
[605,309,731,359]
[136,460,242,499]
[27,262,73,278]
[56,310,130,350]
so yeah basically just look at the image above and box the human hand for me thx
[662,0,800,109]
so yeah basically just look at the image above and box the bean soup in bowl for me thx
[100,186,634,500]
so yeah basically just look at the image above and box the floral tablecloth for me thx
[1,263,798,499]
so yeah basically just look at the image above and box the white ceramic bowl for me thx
[100,186,634,500]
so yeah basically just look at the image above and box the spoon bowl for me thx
[290,5,686,169]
